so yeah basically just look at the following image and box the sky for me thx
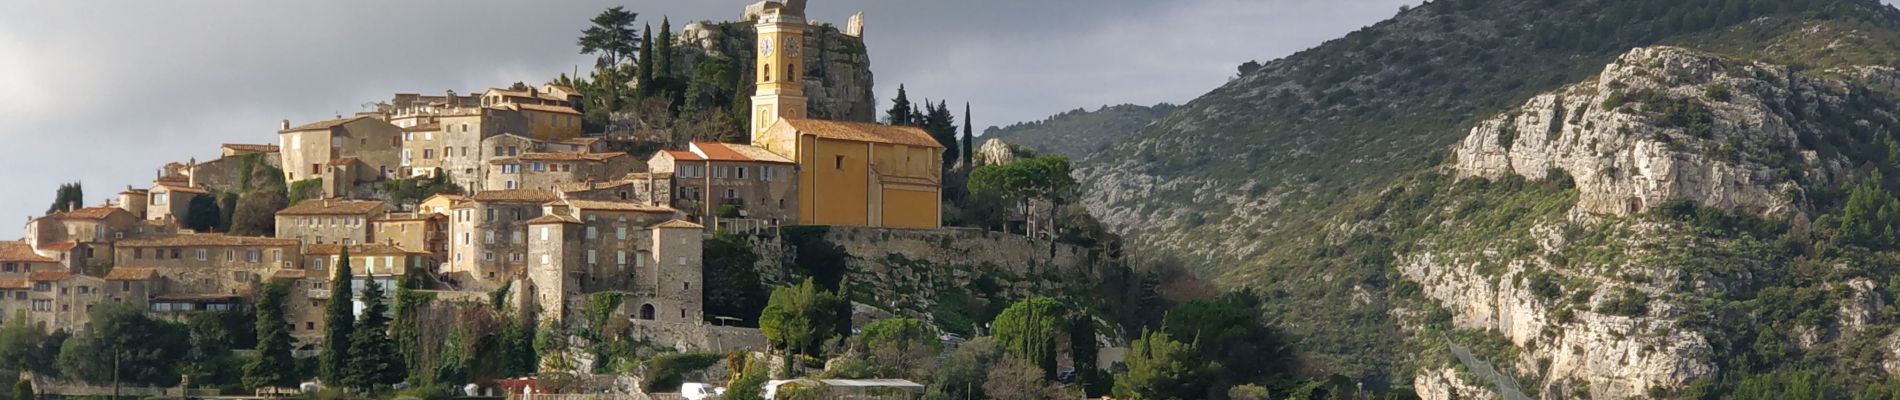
[0,0,1425,225]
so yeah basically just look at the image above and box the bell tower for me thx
[750,0,809,143]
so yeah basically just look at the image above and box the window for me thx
[485,231,495,244]
[423,149,434,159]
[508,146,519,156]
[226,249,235,261]
[585,227,597,240]
[617,251,627,265]
[835,155,845,169]
[539,227,549,241]
[586,250,596,265]
[494,146,505,157]
[540,254,550,265]
[677,256,687,266]
[737,167,748,179]
[725,188,737,199]
[486,209,496,222]
[134,249,143,259]
[196,249,207,261]
[484,252,495,261]
[248,250,261,263]
[616,227,627,240]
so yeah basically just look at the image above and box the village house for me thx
[745,3,944,229]
[447,189,558,288]
[102,267,157,313]
[648,141,799,229]
[20,271,108,332]
[285,244,424,343]
[277,116,404,197]
[485,151,641,191]
[23,206,148,272]
[146,177,210,224]
[371,212,449,268]
[419,194,465,215]
[0,241,62,277]
[113,234,301,298]
[554,174,673,206]
[0,277,27,326]
[274,199,390,246]
[523,197,700,323]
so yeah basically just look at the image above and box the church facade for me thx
[746,0,944,229]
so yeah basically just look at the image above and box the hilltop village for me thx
[0,0,1051,397]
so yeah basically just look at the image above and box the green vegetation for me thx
[183,194,222,232]
[991,297,1067,378]
[344,278,404,391]
[320,247,355,384]
[44,182,82,214]
[641,352,723,392]
[245,280,298,390]
[759,278,847,361]
[982,104,1178,159]
[56,303,190,386]
[1113,330,1202,400]
[847,318,940,380]
[0,317,60,376]
[704,234,767,326]
[381,171,463,210]
[288,179,324,205]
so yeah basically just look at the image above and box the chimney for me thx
[280,119,290,131]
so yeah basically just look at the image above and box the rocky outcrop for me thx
[972,138,1031,167]
[678,21,877,122]
[1450,46,1869,217]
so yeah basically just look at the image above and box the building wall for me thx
[799,137,872,226]
[646,225,703,324]
[880,187,940,229]
[448,202,543,286]
[115,243,297,297]
[146,188,198,224]
[372,219,446,264]
[190,153,282,195]
[279,129,334,183]
[276,212,383,246]
[521,109,583,141]
[402,126,448,177]
[668,160,798,225]
[471,134,541,192]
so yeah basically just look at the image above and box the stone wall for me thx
[676,21,876,123]
[189,152,282,195]
[625,319,768,353]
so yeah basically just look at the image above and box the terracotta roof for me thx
[271,269,308,280]
[0,241,59,263]
[222,143,280,153]
[55,206,124,220]
[302,243,424,256]
[0,278,26,289]
[154,183,210,194]
[118,234,300,248]
[34,242,75,252]
[282,116,371,133]
[525,214,582,225]
[28,271,70,282]
[779,118,943,148]
[375,213,443,222]
[468,189,559,203]
[559,199,674,213]
[492,152,626,164]
[513,103,582,115]
[402,123,441,132]
[119,188,149,195]
[104,267,157,281]
[278,199,386,216]
[655,220,704,229]
[662,150,703,162]
[423,194,466,202]
[559,137,603,146]
[691,142,794,164]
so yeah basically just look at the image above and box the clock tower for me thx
[750,1,808,143]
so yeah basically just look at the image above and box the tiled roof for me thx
[34,242,76,252]
[559,137,603,146]
[271,269,308,280]
[662,150,703,162]
[492,152,625,164]
[119,188,149,195]
[55,206,124,220]
[104,267,156,281]
[222,143,280,153]
[779,118,943,148]
[28,271,70,282]
[278,199,386,216]
[402,123,441,132]
[655,220,704,229]
[118,234,300,248]
[376,213,442,222]
[691,141,794,164]
[0,241,59,263]
[469,189,559,203]
[154,183,210,194]
[282,116,371,133]
[302,243,424,256]
[525,214,581,225]
[513,103,582,115]
[559,199,674,213]
[0,278,26,289]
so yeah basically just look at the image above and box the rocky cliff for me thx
[677,20,877,122]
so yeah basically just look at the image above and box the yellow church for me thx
[746,0,944,229]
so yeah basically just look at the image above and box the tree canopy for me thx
[759,278,846,358]
[245,280,298,390]
[1112,330,1202,400]
[56,303,191,386]
[345,278,405,391]
[578,6,640,68]
[320,247,356,385]
[45,182,83,215]
[991,297,1068,378]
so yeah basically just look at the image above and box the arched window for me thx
[787,66,796,82]
[639,304,656,320]
[763,64,772,82]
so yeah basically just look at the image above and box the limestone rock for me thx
[1450,46,1876,217]
[973,138,1032,167]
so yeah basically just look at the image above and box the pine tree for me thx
[244,280,296,390]
[921,100,960,171]
[962,103,975,168]
[45,182,83,215]
[11,379,29,400]
[319,247,355,385]
[345,278,404,392]
[886,85,913,125]
[657,17,674,80]
[638,24,655,96]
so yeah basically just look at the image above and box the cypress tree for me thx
[886,85,912,125]
[244,281,297,390]
[13,379,31,400]
[638,24,655,96]
[319,247,355,385]
[345,278,404,391]
[657,17,674,80]
[962,102,975,168]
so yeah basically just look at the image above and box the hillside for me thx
[1058,0,1900,396]
[980,103,1177,158]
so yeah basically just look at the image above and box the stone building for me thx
[372,213,448,269]
[276,116,404,195]
[221,143,281,158]
[446,189,558,288]
[113,234,300,298]
[745,1,943,229]
[20,272,108,332]
[648,141,798,228]
[23,206,148,272]
[146,178,209,224]
[274,199,389,246]
[102,267,157,313]
[188,145,283,195]
[0,277,27,326]
[523,197,701,323]
[286,244,424,344]
[555,174,673,206]
[420,194,465,215]
[484,152,641,191]
[0,241,62,278]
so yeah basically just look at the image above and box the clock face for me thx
[760,38,774,57]
[786,39,801,56]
